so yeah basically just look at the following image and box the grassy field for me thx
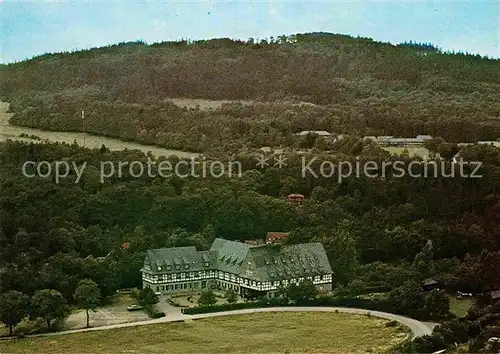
[0,312,409,353]
[383,146,434,159]
[449,296,474,318]
[0,101,197,159]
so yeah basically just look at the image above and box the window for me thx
[176,265,180,270]
[158,266,162,271]
[205,262,210,267]
[167,265,171,270]
[185,264,189,269]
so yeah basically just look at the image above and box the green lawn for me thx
[0,312,410,353]
[449,296,474,318]
[383,147,435,159]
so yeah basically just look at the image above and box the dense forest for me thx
[0,33,499,352]
[1,33,500,153]
[1,139,499,297]
[0,139,499,349]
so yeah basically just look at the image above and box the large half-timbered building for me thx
[141,238,333,298]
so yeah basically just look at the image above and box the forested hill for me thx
[1,33,500,153]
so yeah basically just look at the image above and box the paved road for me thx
[27,307,436,339]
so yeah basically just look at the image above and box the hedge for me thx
[182,296,391,315]
[151,311,166,318]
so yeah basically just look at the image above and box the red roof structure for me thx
[286,194,305,205]
[121,242,130,249]
[266,232,289,244]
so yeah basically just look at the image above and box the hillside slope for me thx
[1,33,499,153]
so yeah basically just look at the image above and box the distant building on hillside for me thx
[141,238,333,298]
[297,130,331,137]
[286,193,305,205]
[367,135,434,147]
[383,138,424,147]
[266,232,289,244]
[477,141,500,147]
[422,278,440,291]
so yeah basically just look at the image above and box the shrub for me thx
[182,296,386,315]
[385,320,398,327]
[151,311,166,319]
[198,290,216,306]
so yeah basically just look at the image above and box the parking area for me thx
[63,294,150,330]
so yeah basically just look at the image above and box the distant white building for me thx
[477,141,500,147]
[369,135,434,147]
[297,130,331,137]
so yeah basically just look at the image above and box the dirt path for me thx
[0,101,197,159]
[26,306,436,340]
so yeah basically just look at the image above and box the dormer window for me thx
[158,266,162,271]
[184,264,189,269]
[176,265,180,270]
[167,265,171,270]
[204,262,209,267]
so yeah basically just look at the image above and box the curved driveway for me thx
[27,306,436,340]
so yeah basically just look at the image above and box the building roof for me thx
[248,243,332,281]
[416,135,433,140]
[422,278,439,286]
[210,238,251,274]
[297,130,331,136]
[266,232,289,244]
[142,247,217,274]
[388,138,423,143]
